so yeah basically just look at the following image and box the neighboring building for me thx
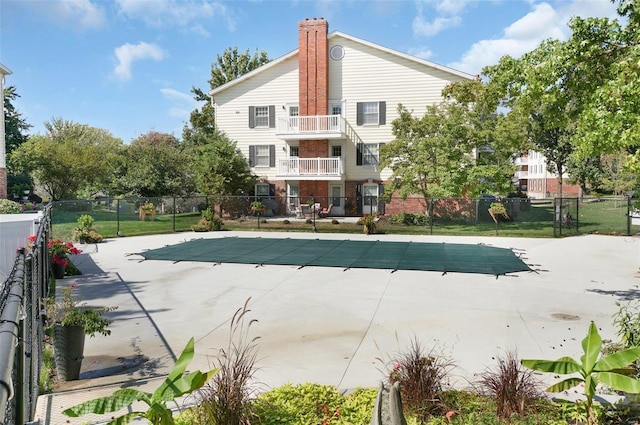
[514,151,580,199]
[209,18,474,216]
[0,63,12,199]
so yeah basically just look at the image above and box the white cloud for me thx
[431,0,470,15]
[160,88,194,103]
[412,0,467,37]
[30,0,106,30]
[161,88,200,123]
[448,0,618,75]
[413,15,462,37]
[115,0,236,31]
[407,46,435,60]
[113,42,166,81]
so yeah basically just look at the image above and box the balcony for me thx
[516,170,529,179]
[276,115,346,140]
[277,157,344,180]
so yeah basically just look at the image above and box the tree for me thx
[189,130,255,197]
[185,47,270,138]
[10,118,122,200]
[380,102,474,206]
[566,3,640,167]
[4,86,30,156]
[4,86,33,196]
[600,151,638,196]
[484,38,586,198]
[110,131,193,197]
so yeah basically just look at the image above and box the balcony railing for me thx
[277,157,344,178]
[276,115,345,139]
[516,171,529,179]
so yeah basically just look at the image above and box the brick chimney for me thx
[298,17,328,116]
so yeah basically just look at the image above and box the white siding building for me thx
[210,18,474,216]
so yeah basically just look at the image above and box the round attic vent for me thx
[330,45,344,60]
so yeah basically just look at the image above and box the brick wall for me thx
[298,18,328,116]
[299,139,328,158]
[300,181,328,206]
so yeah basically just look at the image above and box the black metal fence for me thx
[48,195,640,238]
[0,206,51,425]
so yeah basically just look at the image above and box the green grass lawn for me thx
[49,198,639,240]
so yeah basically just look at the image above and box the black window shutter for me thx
[379,101,386,125]
[249,106,255,128]
[269,105,276,128]
[249,145,255,166]
[356,102,363,126]
[269,145,275,167]
[378,183,386,215]
[377,142,385,165]
[355,184,363,215]
[356,143,363,166]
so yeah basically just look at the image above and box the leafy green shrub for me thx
[388,213,429,226]
[476,350,540,420]
[73,229,104,243]
[0,199,23,214]
[253,383,376,425]
[613,300,640,349]
[76,214,94,231]
[331,219,339,225]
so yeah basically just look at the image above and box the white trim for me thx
[208,30,474,98]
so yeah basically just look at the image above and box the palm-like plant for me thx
[63,337,217,425]
[521,321,640,425]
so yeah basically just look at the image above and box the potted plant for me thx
[359,214,377,234]
[45,284,117,381]
[47,238,82,279]
[72,214,104,243]
[139,201,155,221]
[250,200,266,215]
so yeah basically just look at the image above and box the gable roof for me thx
[209,30,474,98]
[0,63,12,76]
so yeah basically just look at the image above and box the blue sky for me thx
[1,0,618,143]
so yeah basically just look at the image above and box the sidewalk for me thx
[36,231,640,424]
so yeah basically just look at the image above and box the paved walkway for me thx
[36,231,640,424]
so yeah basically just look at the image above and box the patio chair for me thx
[319,204,333,218]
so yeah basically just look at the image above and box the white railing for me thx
[516,170,529,179]
[277,157,343,176]
[277,115,345,135]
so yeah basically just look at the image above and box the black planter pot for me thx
[53,324,85,381]
[52,262,65,279]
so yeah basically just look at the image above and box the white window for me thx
[331,145,342,158]
[362,102,379,125]
[288,106,299,117]
[290,146,299,157]
[254,145,270,167]
[362,143,379,166]
[255,106,269,127]
[256,183,269,196]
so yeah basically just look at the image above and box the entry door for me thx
[330,184,344,215]
[362,184,378,215]
[288,184,300,214]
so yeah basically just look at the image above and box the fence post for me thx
[429,199,434,235]
[173,196,176,232]
[116,199,121,237]
[628,196,632,236]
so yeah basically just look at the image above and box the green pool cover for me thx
[138,237,531,276]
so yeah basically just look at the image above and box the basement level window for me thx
[330,45,344,60]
